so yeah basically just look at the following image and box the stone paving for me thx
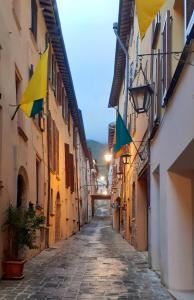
[0,217,173,300]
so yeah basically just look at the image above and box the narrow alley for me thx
[0,217,172,300]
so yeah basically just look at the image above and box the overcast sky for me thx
[56,0,119,143]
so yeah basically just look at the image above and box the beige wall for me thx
[0,0,90,277]
[149,0,194,292]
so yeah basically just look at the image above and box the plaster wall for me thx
[150,50,194,290]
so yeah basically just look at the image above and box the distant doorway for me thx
[55,192,61,242]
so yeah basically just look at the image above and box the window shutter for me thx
[65,143,70,188]
[65,95,69,124]
[69,153,74,193]
[29,64,33,80]
[52,120,56,171]
[62,87,65,119]
[156,51,161,120]
[52,55,56,92]
[73,125,76,148]
[166,10,171,91]
[55,126,59,175]
[161,10,171,106]
[186,0,194,28]
[56,72,62,105]
[31,0,37,40]
[68,112,71,134]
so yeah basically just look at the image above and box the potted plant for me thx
[2,204,45,279]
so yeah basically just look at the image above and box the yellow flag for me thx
[136,0,166,39]
[20,45,50,117]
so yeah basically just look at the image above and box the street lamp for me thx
[104,153,112,163]
[100,176,105,181]
[121,153,131,165]
[128,84,153,114]
[103,190,108,195]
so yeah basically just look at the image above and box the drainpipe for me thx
[113,23,129,124]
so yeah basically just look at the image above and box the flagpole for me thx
[113,23,129,125]
[132,140,143,161]
[11,105,20,120]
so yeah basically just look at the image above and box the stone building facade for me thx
[109,0,194,297]
[0,0,94,278]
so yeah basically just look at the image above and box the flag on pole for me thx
[19,45,49,117]
[113,112,132,158]
[136,0,166,39]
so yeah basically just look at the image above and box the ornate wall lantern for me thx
[121,153,131,165]
[128,84,153,114]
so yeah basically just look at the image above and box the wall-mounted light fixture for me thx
[129,84,153,114]
[121,153,131,165]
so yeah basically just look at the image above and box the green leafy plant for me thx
[2,205,46,259]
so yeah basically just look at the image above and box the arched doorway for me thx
[55,192,61,242]
[17,167,28,209]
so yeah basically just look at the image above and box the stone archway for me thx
[17,167,29,209]
[55,192,61,242]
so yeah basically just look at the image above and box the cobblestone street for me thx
[0,217,173,300]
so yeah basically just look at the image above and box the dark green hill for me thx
[87,140,108,176]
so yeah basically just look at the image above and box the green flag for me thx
[113,112,132,157]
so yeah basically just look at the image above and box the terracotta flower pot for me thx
[2,260,26,279]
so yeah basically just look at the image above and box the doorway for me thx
[17,167,28,209]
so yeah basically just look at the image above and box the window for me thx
[185,0,194,42]
[69,153,74,193]
[135,34,139,70]
[62,87,65,119]
[56,72,62,105]
[73,125,77,148]
[36,157,41,205]
[161,10,171,106]
[185,0,194,28]
[31,0,38,41]
[54,123,59,175]
[45,32,49,50]
[50,189,53,214]
[49,119,59,174]
[132,182,136,218]
[154,52,161,121]
[29,64,34,80]
[51,54,56,92]
[129,62,134,86]
[64,94,69,124]
[65,143,70,188]
[152,13,161,49]
[68,111,71,135]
